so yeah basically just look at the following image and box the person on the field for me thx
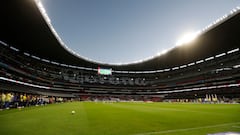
[2,92,6,109]
[26,94,31,107]
[5,92,11,109]
[13,93,20,108]
[20,93,24,107]
[23,94,27,107]
[0,92,3,110]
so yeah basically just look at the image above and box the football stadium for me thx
[1,1,240,135]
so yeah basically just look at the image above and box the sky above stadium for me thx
[40,0,240,64]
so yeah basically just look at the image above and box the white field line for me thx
[133,122,240,135]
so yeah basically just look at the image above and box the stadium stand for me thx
[0,1,240,104]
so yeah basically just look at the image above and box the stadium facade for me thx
[1,1,240,101]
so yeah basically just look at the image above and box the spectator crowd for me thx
[0,91,63,110]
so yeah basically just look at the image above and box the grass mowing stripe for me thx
[232,126,240,128]
[104,103,229,116]
[133,122,240,135]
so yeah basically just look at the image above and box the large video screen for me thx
[97,67,112,75]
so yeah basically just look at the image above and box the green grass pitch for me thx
[0,102,240,135]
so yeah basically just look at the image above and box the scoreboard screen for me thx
[98,67,112,75]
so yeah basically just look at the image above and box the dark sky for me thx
[40,0,240,64]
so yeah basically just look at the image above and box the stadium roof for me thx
[1,0,240,71]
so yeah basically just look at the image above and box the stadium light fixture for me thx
[187,62,195,66]
[172,67,179,70]
[41,59,50,63]
[205,56,214,61]
[156,49,168,56]
[10,46,19,52]
[0,77,50,89]
[196,60,204,64]
[0,40,8,46]
[215,53,226,58]
[175,31,200,46]
[180,65,187,68]
[31,55,40,60]
[164,68,170,71]
[233,64,240,68]
[35,0,51,23]
[227,48,239,54]
[23,52,30,56]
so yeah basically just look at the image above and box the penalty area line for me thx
[133,122,240,135]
